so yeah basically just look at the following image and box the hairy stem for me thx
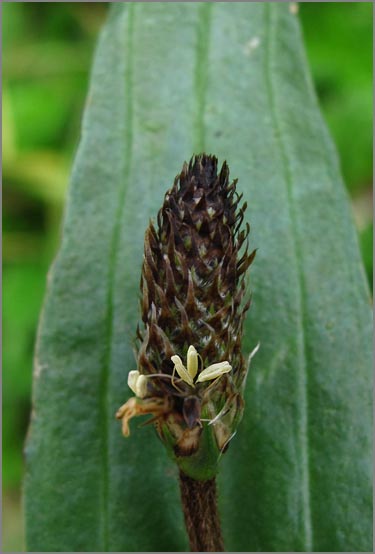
[179,471,224,552]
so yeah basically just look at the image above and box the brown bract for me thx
[131,154,256,455]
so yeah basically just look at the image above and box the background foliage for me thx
[2,3,372,551]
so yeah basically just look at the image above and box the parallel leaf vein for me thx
[194,2,213,153]
[264,4,313,551]
[101,4,135,551]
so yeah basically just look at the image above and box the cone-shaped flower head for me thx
[116,154,257,479]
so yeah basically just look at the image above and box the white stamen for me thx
[128,370,149,398]
[196,361,232,383]
[128,370,140,395]
[135,374,148,398]
[171,355,195,386]
[187,345,199,379]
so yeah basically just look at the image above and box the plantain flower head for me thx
[116,154,257,479]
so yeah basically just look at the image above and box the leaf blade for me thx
[25,3,372,552]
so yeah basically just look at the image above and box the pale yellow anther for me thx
[171,348,232,387]
[196,361,232,383]
[187,345,199,379]
[135,374,148,398]
[128,370,148,398]
[127,370,140,395]
[171,355,195,386]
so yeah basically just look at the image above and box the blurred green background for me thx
[2,3,372,551]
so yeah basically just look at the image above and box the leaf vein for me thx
[101,4,135,551]
[194,3,213,153]
[264,4,313,551]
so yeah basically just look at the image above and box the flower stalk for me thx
[179,471,224,552]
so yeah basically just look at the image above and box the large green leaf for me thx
[25,3,372,551]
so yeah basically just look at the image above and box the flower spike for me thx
[116,154,257,479]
